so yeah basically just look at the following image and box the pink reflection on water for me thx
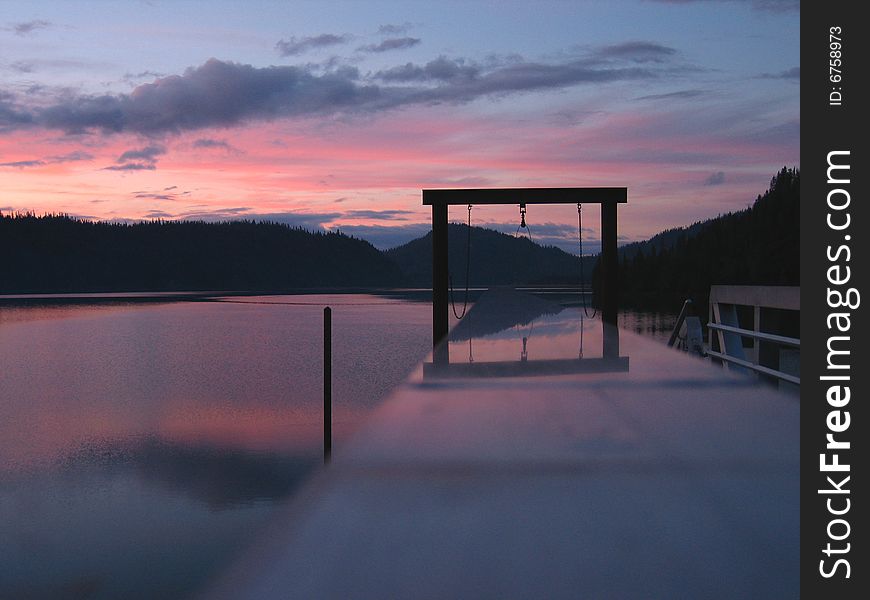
[0,295,430,475]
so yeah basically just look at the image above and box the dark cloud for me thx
[192,137,241,153]
[122,70,166,83]
[108,145,165,171]
[343,209,416,221]
[596,41,677,63]
[1,46,682,135]
[359,37,421,53]
[276,34,350,56]
[0,92,35,129]
[49,150,94,162]
[6,19,52,36]
[0,150,93,168]
[117,144,166,163]
[103,162,156,171]
[376,56,480,82]
[23,58,380,134]
[758,66,799,80]
[378,23,413,35]
[134,193,175,201]
[131,185,191,201]
[412,60,656,104]
[635,89,705,101]
[193,138,229,149]
[703,171,726,186]
[0,159,45,168]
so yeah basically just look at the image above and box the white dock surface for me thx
[207,297,799,599]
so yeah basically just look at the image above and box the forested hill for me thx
[2,168,797,296]
[0,215,585,294]
[597,166,800,310]
[0,216,400,293]
[385,223,585,287]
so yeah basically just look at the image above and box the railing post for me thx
[323,306,332,462]
[667,299,693,347]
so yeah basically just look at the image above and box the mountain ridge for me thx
[1,168,798,299]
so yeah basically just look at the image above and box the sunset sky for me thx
[1,0,799,252]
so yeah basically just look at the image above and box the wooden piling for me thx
[324,306,332,462]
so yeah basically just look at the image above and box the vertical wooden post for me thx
[323,306,332,462]
[603,322,620,359]
[432,202,449,365]
[601,200,618,325]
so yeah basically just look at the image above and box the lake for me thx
[0,294,677,598]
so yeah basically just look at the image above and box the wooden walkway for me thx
[208,292,799,599]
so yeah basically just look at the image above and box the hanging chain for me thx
[449,204,472,319]
[578,203,597,318]
[515,205,533,241]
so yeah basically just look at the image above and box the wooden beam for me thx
[423,188,626,205]
[601,200,618,325]
[432,201,449,365]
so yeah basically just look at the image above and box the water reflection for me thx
[448,287,563,341]
[61,437,317,509]
[0,295,430,599]
[426,290,628,379]
[619,309,679,344]
[0,292,674,598]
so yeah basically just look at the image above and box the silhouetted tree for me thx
[593,167,800,313]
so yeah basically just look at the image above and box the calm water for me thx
[0,295,674,599]
[617,309,679,344]
[0,295,433,599]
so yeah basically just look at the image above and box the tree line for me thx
[2,167,798,300]
[593,167,800,313]
[0,216,400,293]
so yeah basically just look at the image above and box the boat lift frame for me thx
[423,187,627,364]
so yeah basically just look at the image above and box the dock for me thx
[207,290,799,599]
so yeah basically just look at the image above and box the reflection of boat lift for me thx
[516,319,533,362]
[423,320,627,379]
[423,186,629,380]
[424,293,627,379]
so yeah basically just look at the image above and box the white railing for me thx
[707,285,800,387]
